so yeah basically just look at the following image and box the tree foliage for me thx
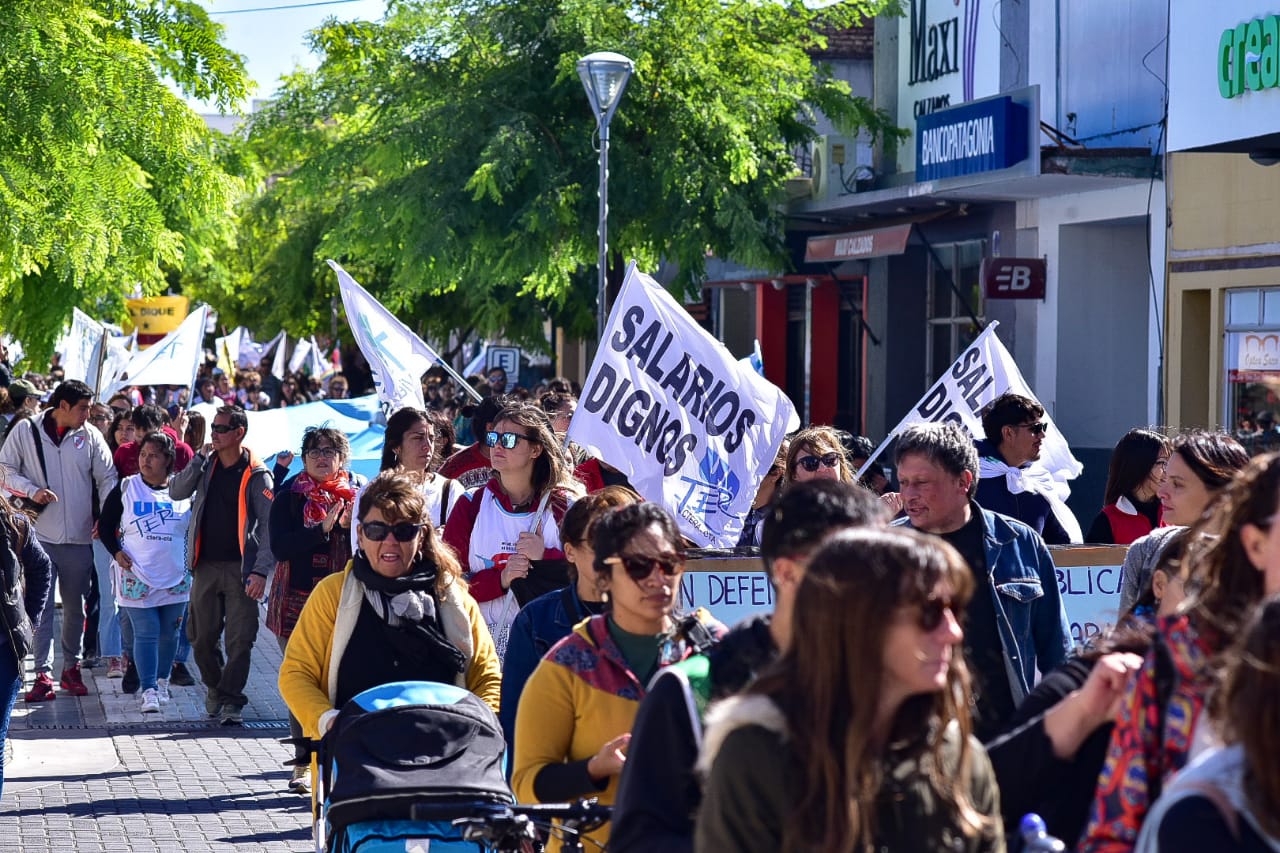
[237,0,902,352]
[0,0,251,361]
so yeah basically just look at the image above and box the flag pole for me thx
[435,357,483,403]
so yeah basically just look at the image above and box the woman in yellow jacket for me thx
[513,502,720,851]
[279,470,501,795]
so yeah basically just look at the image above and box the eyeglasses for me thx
[360,521,423,542]
[305,448,340,459]
[796,452,841,473]
[917,597,958,632]
[485,431,534,449]
[487,374,506,384]
[1017,421,1050,436]
[210,424,239,435]
[604,553,684,583]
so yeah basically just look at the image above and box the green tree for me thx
[239,0,902,353]
[0,0,250,361]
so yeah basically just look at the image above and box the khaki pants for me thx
[187,560,258,710]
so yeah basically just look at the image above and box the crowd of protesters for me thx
[1,337,1279,853]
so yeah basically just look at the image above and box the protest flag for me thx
[270,332,288,379]
[567,262,798,548]
[328,260,480,412]
[288,337,312,374]
[214,328,243,376]
[857,321,1084,540]
[61,308,107,389]
[110,305,210,392]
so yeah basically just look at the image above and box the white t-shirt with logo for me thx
[113,475,193,609]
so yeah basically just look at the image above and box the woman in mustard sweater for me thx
[513,502,721,851]
[279,470,501,789]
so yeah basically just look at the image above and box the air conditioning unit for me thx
[810,135,874,202]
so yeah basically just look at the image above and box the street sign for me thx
[486,346,520,390]
[982,257,1046,300]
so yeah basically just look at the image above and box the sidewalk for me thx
[0,615,313,852]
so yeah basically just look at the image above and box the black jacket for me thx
[0,514,54,664]
[610,616,775,853]
[984,656,1107,848]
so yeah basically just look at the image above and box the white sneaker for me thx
[156,678,171,704]
[140,688,161,713]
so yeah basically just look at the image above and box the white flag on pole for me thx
[99,334,136,397]
[271,332,288,378]
[567,263,799,548]
[329,260,444,412]
[288,338,312,374]
[62,309,107,388]
[858,321,1084,539]
[214,328,243,375]
[307,336,328,379]
[113,306,209,391]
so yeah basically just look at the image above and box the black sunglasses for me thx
[1017,421,1050,436]
[605,554,684,583]
[917,597,958,632]
[485,431,533,450]
[361,521,423,542]
[210,424,239,435]
[796,452,841,473]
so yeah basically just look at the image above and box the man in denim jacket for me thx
[892,421,1072,740]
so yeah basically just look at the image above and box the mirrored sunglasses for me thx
[485,431,532,449]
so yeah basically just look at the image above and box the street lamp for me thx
[577,51,634,343]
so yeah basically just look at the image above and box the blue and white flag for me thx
[110,306,209,393]
[567,263,798,548]
[330,260,444,413]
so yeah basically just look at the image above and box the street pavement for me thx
[1,613,313,852]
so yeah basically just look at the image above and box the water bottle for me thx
[1019,813,1066,852]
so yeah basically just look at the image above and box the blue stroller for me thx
[313,681,514,853]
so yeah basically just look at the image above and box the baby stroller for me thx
[313,680,514,853]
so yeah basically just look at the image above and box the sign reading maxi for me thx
[915,93,1029,182]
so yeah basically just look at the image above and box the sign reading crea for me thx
[1218,14,1280,98]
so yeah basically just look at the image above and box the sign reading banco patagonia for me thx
[1219,14,1280,98]
[897,0,1000,173]
[915,94,1029,182]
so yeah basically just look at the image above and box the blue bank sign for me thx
[915,94,1029,182]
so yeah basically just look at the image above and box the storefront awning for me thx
[803,223,914,263]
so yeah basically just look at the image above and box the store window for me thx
[926,240,987,385]
[1224,286,1280,454]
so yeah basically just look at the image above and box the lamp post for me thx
[577,51,634,343]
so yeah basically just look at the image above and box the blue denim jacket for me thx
[895,504,1072,705]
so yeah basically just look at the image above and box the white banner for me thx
[859,322,1084,519]
[98,333,135,397]
[329,259,445,413]
[567,263,798,548]
[62,308,106,389]
[112,306,209,391]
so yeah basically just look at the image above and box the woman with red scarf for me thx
[268,426,363,795]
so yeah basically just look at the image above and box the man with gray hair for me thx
[892,421,1071,740]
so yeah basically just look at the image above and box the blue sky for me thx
[195,0,387,112]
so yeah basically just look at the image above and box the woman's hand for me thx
[276,450,295,468]
[587,733,631,781]
[337,501,353,530]
[321,501,344,534]
[114,551,133,571]
[173,408,189,438]
[515,531,546,561]
[879,492,903,514]
[501,553,531,590]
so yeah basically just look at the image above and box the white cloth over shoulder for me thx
[978,455,1083,543]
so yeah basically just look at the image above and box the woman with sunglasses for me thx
[1085,429,1172,545]
[443,402,579,659]
[268,427,362,794]
[1082,452,1280,853]
[784,426,854,485]
[514,502,721,851]
[1117,430,1249,614]
[279,470,501,795]
[697,527,1001,853]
